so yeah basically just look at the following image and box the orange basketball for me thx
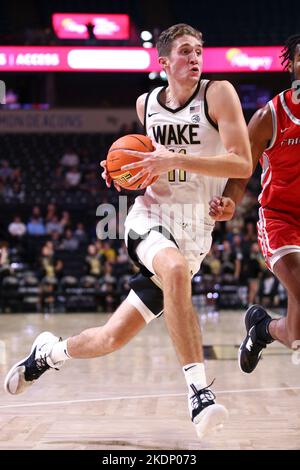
[106,134,158,190]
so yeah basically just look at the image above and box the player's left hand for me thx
[209,196,235,221]
[121,140,176,189]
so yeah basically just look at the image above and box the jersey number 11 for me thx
[168,148,187,182]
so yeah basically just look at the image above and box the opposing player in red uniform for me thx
[209,34,300,372]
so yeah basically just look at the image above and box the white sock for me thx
[182,362,207,394]
[50,339,72,364]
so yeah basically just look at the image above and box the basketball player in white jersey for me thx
[4,24,251,439]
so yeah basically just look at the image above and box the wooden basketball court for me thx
[0,310,299,450]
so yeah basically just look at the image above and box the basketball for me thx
[106,134,158,190]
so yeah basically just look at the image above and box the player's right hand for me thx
[100,160,121,192]
[209,196,235,221]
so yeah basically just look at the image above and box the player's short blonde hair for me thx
[156,23,203,57]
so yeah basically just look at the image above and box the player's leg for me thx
[66,299,146,358]
[239,215,300,373]
[4,222,166,396]
[136,233,228,438]
[269,252,300,348]
[4,299,146,395]
[239,252,300,373]
[153,247,203,364]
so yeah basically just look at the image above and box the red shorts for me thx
[257,208,300,270]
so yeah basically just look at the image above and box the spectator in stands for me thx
[44,240,54,251]
[244,220,257,241]
[100,281,115,312]
[59,211,71,230]
[31,206,42,218]
[95,240,107,263]
[101,241,117,263]
[27,207,45,236]
[219,240,241,283]
[116,241,129,263]
[40,244,55,278]
[224,215,244,242]
[85,243,102,277]
[238,190,259,217]
[45,203,57,223]
[4,182,25,204]
[202,244,221,278]
[0,160,13,181]
[60,148,79,168]
[258,270,279,308]
[39,279,57,314]
[102,261,116,284]
[54,259,64,280]
[242,219,257,256]
[39,244,64,280]
[100,262,117,312]
[64,167,82,189]
[8,216,26,239]
[50,231,62,251]
[60,228,79,251]
[46,216,63,236]
[74,222,88,245]
[241,242,264,306]
[231,234,244,259]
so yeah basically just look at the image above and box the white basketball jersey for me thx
[125,79,227,257]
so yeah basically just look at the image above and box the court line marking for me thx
[1,385,300,409]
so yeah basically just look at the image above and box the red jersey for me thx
[259,89,300,218]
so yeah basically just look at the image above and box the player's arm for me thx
[209,104,273,221]
[136,93,147,125]
[177,81,252,177]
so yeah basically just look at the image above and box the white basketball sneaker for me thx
[188,383,229,439]
[4,331,64,395]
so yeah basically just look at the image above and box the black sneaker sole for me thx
[244,304,270,334]
[238,305,270,374]
[238,330,262,374]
